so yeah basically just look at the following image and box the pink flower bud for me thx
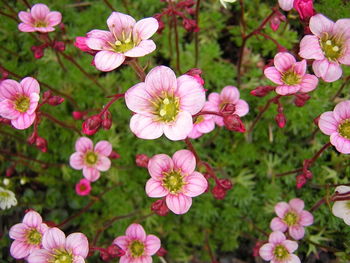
[211,185,227,200]
[100,249,110,261]
[156,247,168,257]
[151,199,169,216]
[136,154,150,168]
[47,96,64,106]
[223,114,246,132]
[31,44,47,59]
[109,151,120,159]
[217,179,232,190]
[220,103,236,115]
[250,86,274,97]
[72,111,86,120]
[53,41,66,51]
[294,0,315,21]
[74,37,92,52]
[185,68,204,85]
[102,119,112,130]
[275,113,286,128]
[294,93,311,107]
[304,170,313,179]
[35,136,48,152]
[269,11,286,31]
[183,19,199,32]
[107,244,125,258]
[27,132,37,145]
[42,90,52,100]
[75,178,92,196]
[82,115,102,135]
[296,174,307,189]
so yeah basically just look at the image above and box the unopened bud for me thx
[42,90,52,100]
[294,93,311,107]
[0,117,11,124]
[6,165,15,177]
[36,136,48,152]
[217,179,232,190]
[275,113,286,128]
[151,199,169,216]
[107,244,125,258]
[82,115,102,135]
[250,86,274,97]
[211,185,227,200]
[223,114,246,132]
[136,154,150,168]
[72,111,86,120]
[296,174,307,189]
[183,19,199,32]
[109,151,120,159]
[47,96,64,106]
[102,119,112,130]
[156,247,168,256]
[53,41,65,52]
[27,132,37,145]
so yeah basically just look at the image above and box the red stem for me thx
[41,112,82,135]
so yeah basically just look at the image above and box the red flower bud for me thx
[223,114,246,132]
[211,185,227,200]
[217,178,232,190]
[36,136,48,152]
[304,170,313,179]
[156,247,168,257]
[269,11,286,31]
[136,154,150,168]
[31,44,47,59]
[296,174,307,189]
[102,119,112,130]
[294,93,311,107]
[72,111,86,120]
[154,13,165,34]
[0,68,9,80]
[53,41,65,52]
[253,241,265,257]
[183,19,199,32]
[107,244,125,258]
[250,86,274,97]
[82,115,102,135]
[109,151,120,159]
[275,113,286,128]
[27,132,37,145]
[47,96,64,106]
[42,90,52,100]
[6,165,15,177]
[151,199,169,216]
[294,0,315,21]
[100,249,110,261]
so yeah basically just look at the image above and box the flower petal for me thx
[294,60,307,76]
[75,137,93,153]
[0,79,22,100]
[86,30,113,50]
[176,75,205,115]
[145,178,168,197]
[11,113,36,130]
[270,217,288,232]
[333,100,350,122]
[133,17,159,41]
[299,211,314,226]
[129,114,164,140]
[125,223,147,242]
[288,198,304,212]
[94,141,112,156]
[299,74,318,93]
[23,210,42,228]
[274,52,296,72]
[9,223,28,241]
[282,240,298,253]
[259,243,274,261]
[278,0,294,11]
[183,171,207,197]
[125,82,152,114]
[82,167,101,182]
[235,99,249,117]
[94,51,125,72]
[334,19,350,39]
[96,156,111,172]
[289,225,305,240]
[220,86,240,104]
[70,152,84,170]
[275,85,300,95]
[268,231,286,244]
[172,149,196,174]
[148,154,173,179]
[309,14,334,37]
[332,200,348,219]
[264,67,283,85]
[107,12,136,40]
[31,4,50,21]
[145,234,161,255]
[299,35,324,60]
[27,249,51,263]
[42,227,66,250]
[275,202,289,218]
[27,93,40,115]
[312,59,342,82]
[46,11,62,27]
[66,233,89,258]
[10,240,30,259]
[163,111,193,141]
[18,11,34,24]
[113,235,130,251]
[124,40,156,57]
[330,133,350,154]
[145,66,177,96]
[18,23,36,32]
[166,194,192,214]
[288,254,301,263]
[318,111,338,135]
[0,99,19,120]
[335,185,350,194]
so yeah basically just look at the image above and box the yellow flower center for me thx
[338,120,350,139]
[26,228,42,245]
[34,20,48,28]
[50,249,73,263]
[129,240,145,257]
[109,29,135,53]
[85,152,98,165]
[14,96,30,113]
[194,115,205,124]
[283,211,299,226]
[162,170,185,194]
[320,32,344,61]
[152,93,180,122]
[273,244,289,260]
[281,70,301,86]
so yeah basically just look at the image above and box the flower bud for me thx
[6,165,15,177]
[156,247,168,257]
[185,68,204,85]
[53,41,65,51]
[217,178,232,190]
[42,90,52,100]
[294,0,315,21]
[47,96,64,106]
[136,154,150,168]
[269,11,286,31]
[99,249,110,261]
[27,132,37,145]
[31,44,47,59]
[151,199,169,216]
[211,185,227,200]
[294,93,311,107]
[304,170,313,179]
[296,174,307,189]
[109,151,120,159]
[102,119,112,130]
[183,19,199,32]
[275,113,286,128]
[250,86,274,97]
[223,114,246,132]
[107,244,125,258]
[74,37,93,53]
[82,115,102,135]
[154,13,165,34]
[36,136,48,152]
[72,111,86,120]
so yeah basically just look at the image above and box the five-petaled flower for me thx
[318,100,350,154]
[332,185,350,225]
[125,66,206,141]
[9,210,48,259]
[27,227,89,263]
[145,149,208,214]
[84,11,158,71]
[206,86,249,126]
[69,137,112,182]
[264,52,319,95]
[270,198,314,240]
[114,223,161,263]
[299,14,350,82]
[18,3,62,33]
[259,231,300,263]
[0,77,40,130]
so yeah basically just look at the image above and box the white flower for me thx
[332,185,350,225]
[220,0,236,8]
[0,187,17,210]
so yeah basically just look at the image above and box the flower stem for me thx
[41,112,82,135]
[128,60,146,81]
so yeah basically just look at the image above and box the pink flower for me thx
[75,179,92,196]
[113,223,161,263]
[0,77,40,129]
[293,0,314,21]
[318,100,350,154]
[270,198,314,240]
[125,66,205,141]
[299,14,350,82]
[205,86,249,126]
[18,3,62,33]
[278,0,294,11]
[27,227,89,263]
[145,149,208,214]
[69,137,112,182]
[85,12,158,71]
[259,231,300,263]
[264,52,319,95]
[188,103,215,139]
[9,210,48,259]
